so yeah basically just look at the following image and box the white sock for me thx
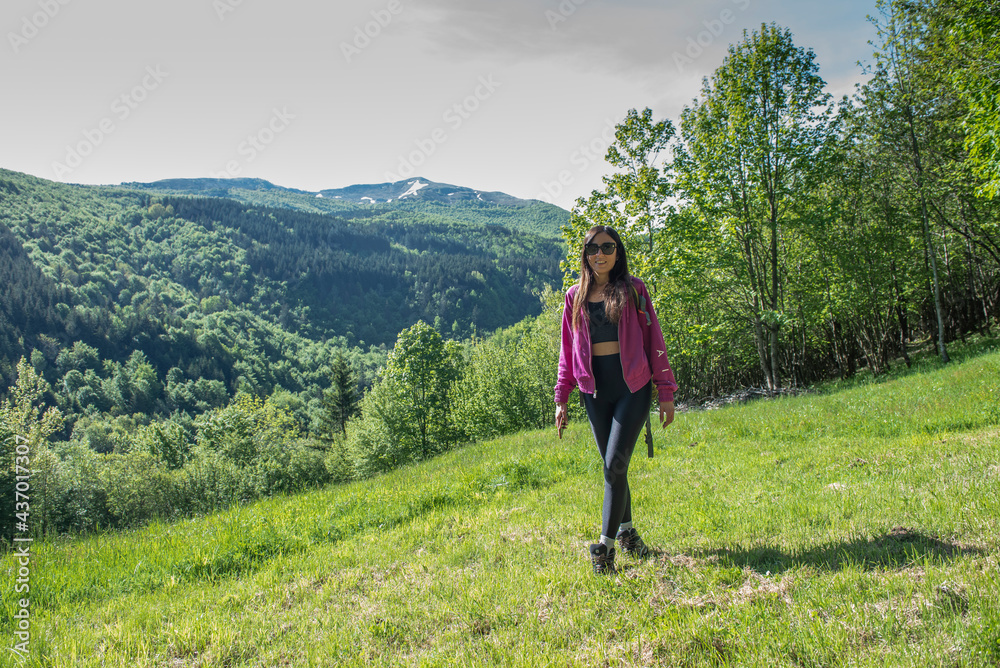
[618,521,633,534]
[600,535,615,549]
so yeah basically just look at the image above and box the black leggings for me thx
[582,353,652,540]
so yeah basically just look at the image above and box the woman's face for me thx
[586,231,617,281]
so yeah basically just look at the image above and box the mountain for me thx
[0,168,566,425]
[121,176,569,238]
[316,178,541,207]
[119,177,313,198]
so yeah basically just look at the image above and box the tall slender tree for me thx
[674,23,837,389]
[867,0,952,362]
[319,350,359,438]
[567,109,675,285]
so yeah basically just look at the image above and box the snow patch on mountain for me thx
[399,180,429,200]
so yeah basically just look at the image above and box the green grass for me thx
[2,346,1000,666]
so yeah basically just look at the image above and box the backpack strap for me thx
[630,284,652,326]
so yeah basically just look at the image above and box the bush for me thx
[134,420,192,470]
[346,377,414,478]
[36,442,111,534]
[172,447,247,514]
[451,313,560,442]
[323,434,353,484]
[99,450,174,527]
[249,437,330,496]
[196,394,299,467]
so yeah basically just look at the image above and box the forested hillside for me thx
[0,168,563,425]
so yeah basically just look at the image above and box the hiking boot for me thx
[616,527,650,557]
[589,543,616,575]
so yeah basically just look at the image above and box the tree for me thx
[673,23,837,389]
[567,108,676,286]
[347,321,464,477]
[867,0,951,362]
[382,321,463,459]
[928,0,1000,198]
[319,350,359,438]
[1,357,64,540]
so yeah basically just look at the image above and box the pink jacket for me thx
[554,277,678,404]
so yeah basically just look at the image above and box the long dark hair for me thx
[570,225,633,331]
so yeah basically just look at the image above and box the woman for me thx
[554,225,677,575]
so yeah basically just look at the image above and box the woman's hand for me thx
[555,402,568,439]
[658,401,675,428]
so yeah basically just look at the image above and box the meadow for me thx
[2,342,999,667]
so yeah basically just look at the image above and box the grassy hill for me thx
[2,344,999,666]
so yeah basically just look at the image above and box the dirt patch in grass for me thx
[661,553,703,570]
[732,569,794,605]
[649,564,794,612]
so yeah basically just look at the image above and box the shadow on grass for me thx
[700,526,985,574]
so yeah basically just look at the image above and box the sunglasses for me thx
[584,242,617,256]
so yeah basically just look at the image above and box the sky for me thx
[1,0,879,210]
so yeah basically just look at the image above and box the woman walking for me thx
[554,225,677,574]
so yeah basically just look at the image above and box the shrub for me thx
[36,442,111,534]
[323,434,353,484]
[451,314,560,442]
[249,437,330,496]
[346,377,413,478]
[99,450,174,527]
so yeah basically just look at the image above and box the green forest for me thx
[566,1,999,399]
[1,0,997,544]
[0,169,565,392]
[0,166,567,536]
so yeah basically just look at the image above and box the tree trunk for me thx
[922,203,950,363]
[754,313,773,389]
[904,101,949,363]
[891,263,912,368]
[769,217,781,390]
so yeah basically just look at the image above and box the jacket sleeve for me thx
[637,279,678,403]
[554,288,577,404]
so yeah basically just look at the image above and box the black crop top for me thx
[587,301,618,344]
